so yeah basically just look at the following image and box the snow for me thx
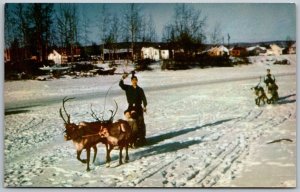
[246,45,267,51]
[3,54,296,188]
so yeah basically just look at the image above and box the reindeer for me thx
[60,96,132,170]
[90,103,133,167]
[59,97,109,171]
[98,119,132,166]
[251,85,268,106]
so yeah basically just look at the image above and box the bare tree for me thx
[163,4,207,55]
[4,5,16,61]
[56,4,79,61]
[97,4,110,60]
[106,15,121,60]
[122,3,143,61]
[4,5,15,49]
[82,12,91,46]
[227,33,230,47]
[27,3,54,62]
[80,8,91,59]
[141,14,157,42]
[11,4,30,59]
[5,3,54,62]
[210,22,222,46]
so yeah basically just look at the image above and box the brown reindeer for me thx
[59,97,109,171]
[98,119,133,166]
[251,85,268,106]
[89,102,134,167]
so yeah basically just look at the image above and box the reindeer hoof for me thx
[106,163,110,168]
[87,168,91,172]
[81,160,87,164]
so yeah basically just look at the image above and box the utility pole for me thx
[227,33,230,47]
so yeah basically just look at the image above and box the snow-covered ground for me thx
[3,55,296,187]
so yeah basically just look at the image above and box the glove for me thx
[122,73,129,79]
[143,107,147,113]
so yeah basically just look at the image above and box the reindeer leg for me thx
[125,145,129,163]
[92,145,97,163]
[106,144,112,167]
[86,147,91,171]
[119,147,123,165]
[77,150,87,164]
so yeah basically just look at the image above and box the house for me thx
[160,49,170,60]
[266,44,283,56]
[288,43,296,54]
[230,46,248,57]
[48,50,62,65]
[207,45,229,56]
[141,47,160,61]
[103,48,133,60]
[246,45,267,56]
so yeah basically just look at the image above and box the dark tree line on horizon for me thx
[5,3,216,63]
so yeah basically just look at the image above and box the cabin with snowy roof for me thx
[230,46,248,57]
[207,45,229,57]
[265,44,283,56]
[246,45,267,56]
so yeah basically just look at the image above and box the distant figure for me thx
[264,69,275,87]
[119,72,147,146]
[264,69,279,103]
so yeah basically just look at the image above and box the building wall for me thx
[48,50,62,65]
[141,47,160,61]
[160,50,169,60]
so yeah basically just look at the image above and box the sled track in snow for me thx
[127,106,291,187]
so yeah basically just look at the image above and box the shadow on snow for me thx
[101,118,236,165]
[146,118,236,146]
[277,93,296,105]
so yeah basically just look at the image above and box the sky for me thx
[3,2,297,44]
[74,3,296,44]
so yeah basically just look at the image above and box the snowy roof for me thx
[246,45,267,51]
[218,45,229,52]
[270,44,283,50]
[208,45,229,53]
[48,49,62,56]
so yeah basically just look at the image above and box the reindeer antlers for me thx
[90,100,118,122]
[90,104,103,121]
[59,96,75,124]
[60,97,118,124]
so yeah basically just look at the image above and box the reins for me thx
[82,133,101,138]
[102,69,135,113]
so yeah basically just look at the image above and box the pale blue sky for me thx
[75,3,296,43]
[5,3,296,44]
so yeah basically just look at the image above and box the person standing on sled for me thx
[264,69,278,92]
[119,72,147,146]
[264,69,275,87]
[264,68,279,103]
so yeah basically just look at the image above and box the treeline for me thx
[5,3,211,63]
